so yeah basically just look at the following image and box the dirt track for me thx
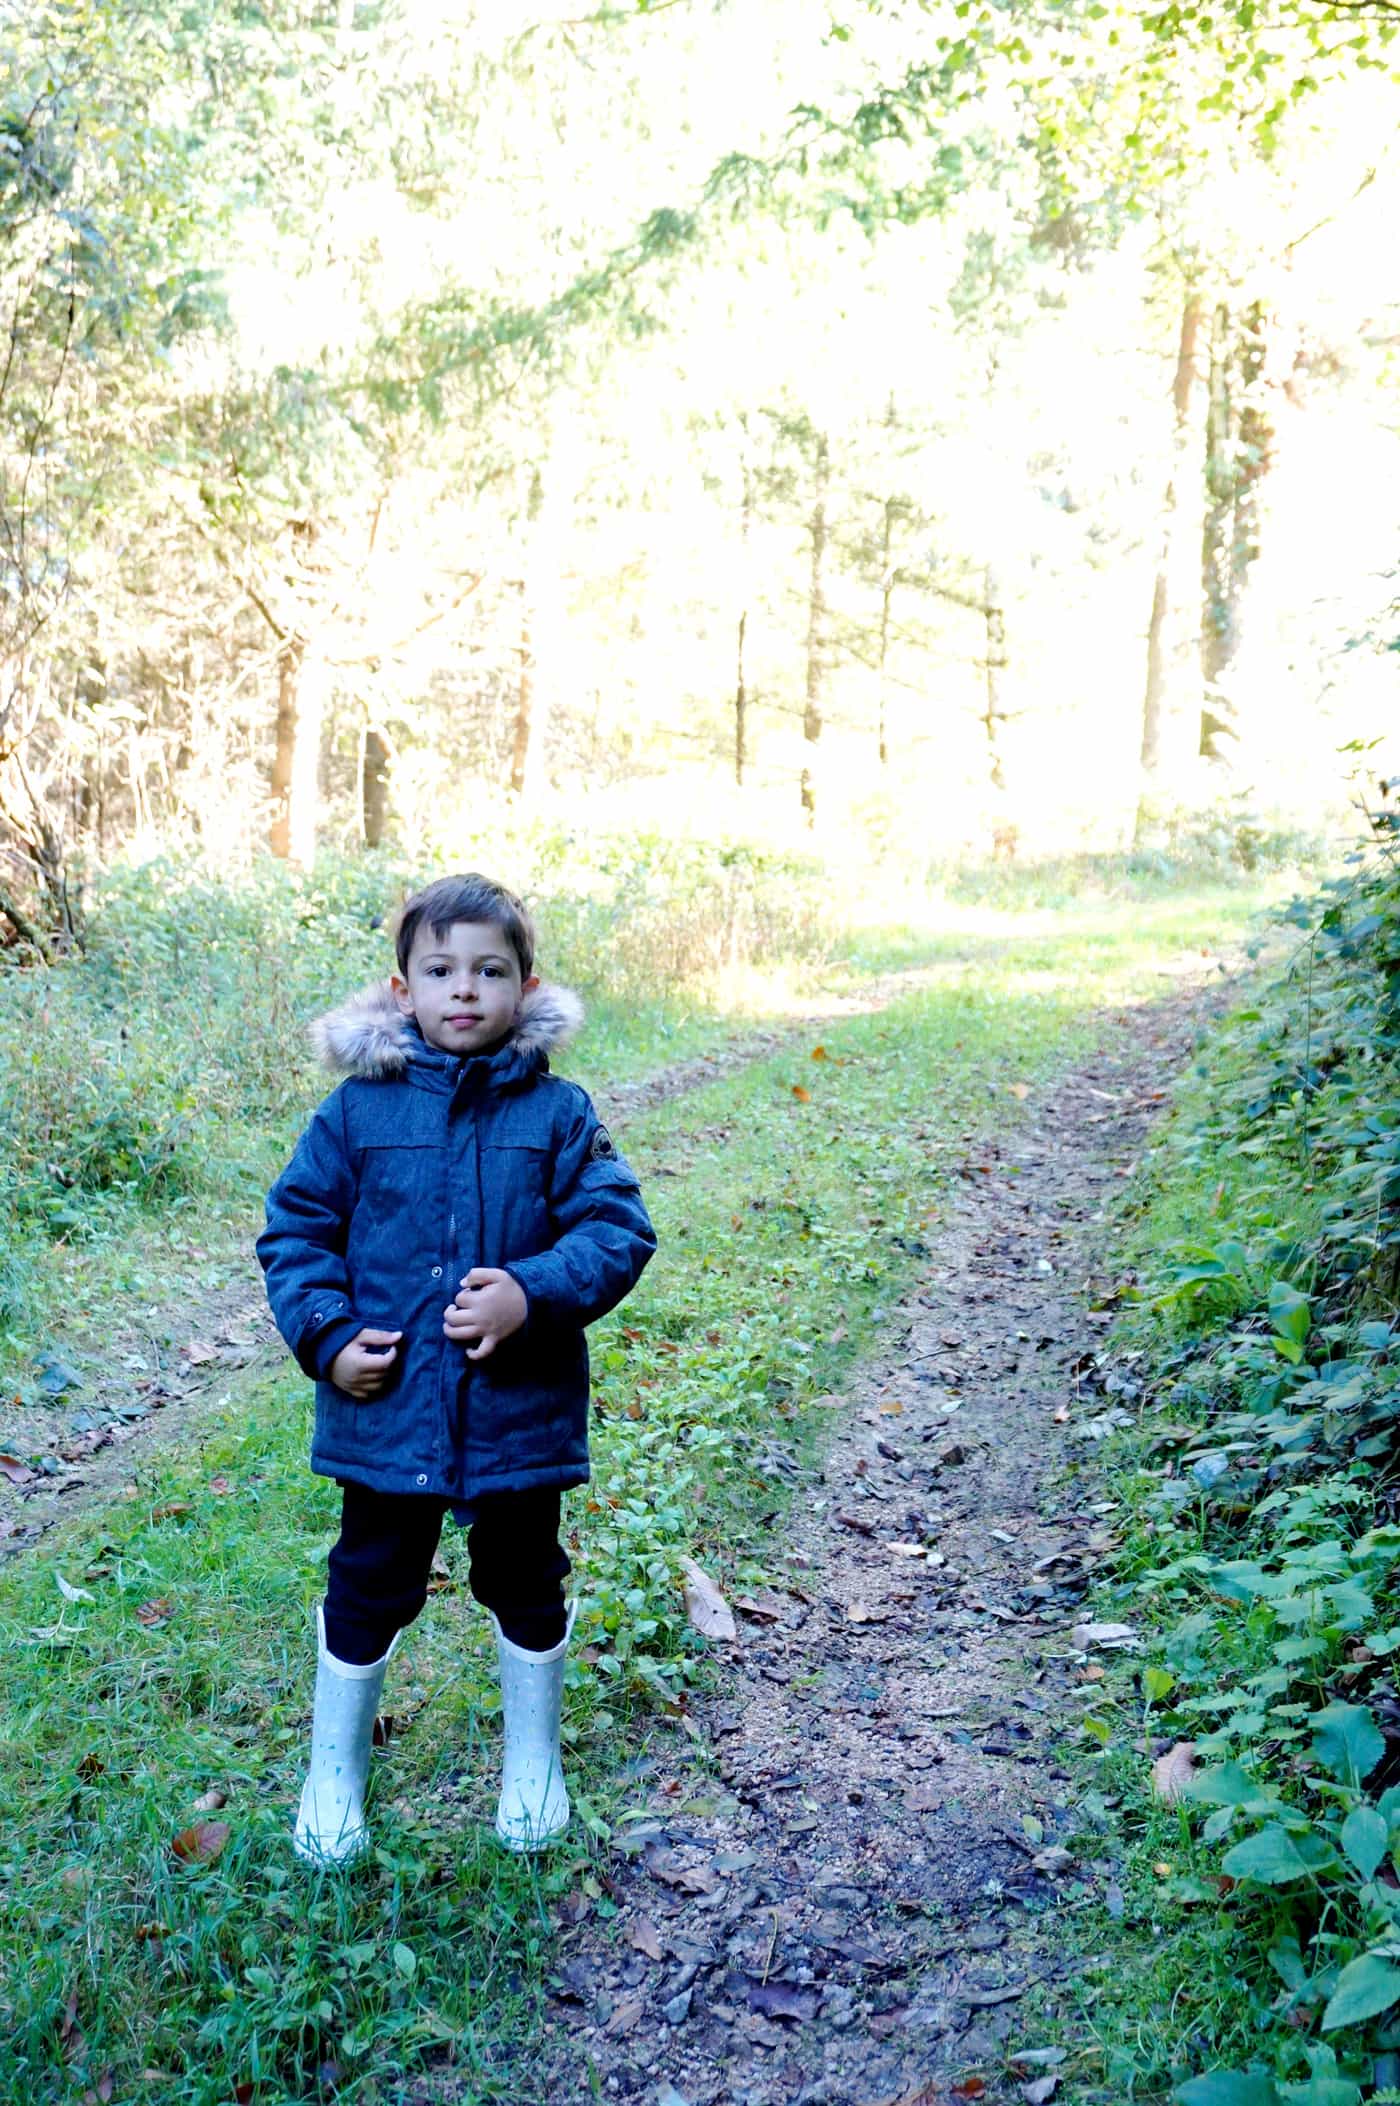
[508,982,1226,2106]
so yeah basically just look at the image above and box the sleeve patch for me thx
[589,1125,618,1162]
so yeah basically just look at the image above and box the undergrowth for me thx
[1059,788,1400,2104]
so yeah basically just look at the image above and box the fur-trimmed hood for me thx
[311,979,584,1080]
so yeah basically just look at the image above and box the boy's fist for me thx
[329,1327,402,1398]
[443,1268,527,1360]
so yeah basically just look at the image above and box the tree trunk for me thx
[509,577,534,797]
[734,609,748,788]
[1140,291,1206,791]
[982,563,1006,793]
[362,725,391,846]
[1202,300,1238,699]
[1201,295,1297,761]
[801,433,829,823]
[877,496,897,768]
[735,452,752,788]
[269,632,325,868]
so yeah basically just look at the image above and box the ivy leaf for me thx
[1320,1952,1400,2032]
[1340,1806,1389,1881]
[1173,2070,1278,2105]
[1311,1703,1385,1787]
[1220,1825,1313,1886]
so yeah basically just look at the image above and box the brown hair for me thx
[393,873,535,979]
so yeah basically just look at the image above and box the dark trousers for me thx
[323,1481,571,1665]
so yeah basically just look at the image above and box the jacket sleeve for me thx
[256,1090,365,1380]
[504,1092,656,1331]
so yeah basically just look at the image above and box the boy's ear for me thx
[519,973,540,999]
[389,971,416,1018]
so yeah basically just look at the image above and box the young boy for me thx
[257,872,656,1864]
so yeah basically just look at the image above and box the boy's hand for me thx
[443,1269,527,1361]
[329,1328,402,1398]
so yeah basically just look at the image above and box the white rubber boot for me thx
[491,1600,577,1853]
[293,1604,399,1866]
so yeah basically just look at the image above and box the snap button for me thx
[309,1312,322,1326]
[415,1473,428,1486]
[430,1265,442,1278]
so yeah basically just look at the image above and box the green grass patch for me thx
[0,872,1268,2103]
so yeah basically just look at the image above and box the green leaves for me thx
[1174,2071,1278,2105]
[1339,1806,1389,1881]
[1310,1703,1385,1787]
[1320,1952,1400,2032]
[1268,1280,1311,1363]
[1220,1824,1315,1886]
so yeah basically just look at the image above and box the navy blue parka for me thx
[257,981,656,1512]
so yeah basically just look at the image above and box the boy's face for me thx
[391,920,538,1056]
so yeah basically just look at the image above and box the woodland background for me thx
[2,0,1399,958]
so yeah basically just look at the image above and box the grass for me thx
[0,858,1299,2102]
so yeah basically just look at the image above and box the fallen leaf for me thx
[604,1995,644,2036]
[625,1915,665,1961]
[184,1340,217,1364]
[1009,1082,1030,1100]
[1052,1402,1071,1424]
[136,1598,173,1627]
[59,1985,84,2060]
[208,1475,232,1495]
[680,1557,736,1641]
[170,1820,230,1866]
[56,1573,94,1605]
[734,1596,781,1623]
[1022,2079,1060,2104]
[1031,1846,1075,1875]
[811,1045,828,1060]
[791,1084,811,1102]
[0,1455,35,1485]
[846,1602,891,1625]
[1150,1741,1197,1803]
[745,1977,818,2022]
[835,1512,877,1537]
[952,2081,987,2101]
[81,2071,114,2105]
[134,1922,169,1941]
[193,1787,228,1813]
[1071,1620,1138,1650]
[150,1502,191,1522]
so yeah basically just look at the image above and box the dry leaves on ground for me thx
[680,1557,736,1641]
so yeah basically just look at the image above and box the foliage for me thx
[1072,787,1400,2096]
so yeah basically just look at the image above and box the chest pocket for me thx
[480,1138,552,1252]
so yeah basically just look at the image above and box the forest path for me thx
[0,960,955,1562]
[525,980,1224,2106]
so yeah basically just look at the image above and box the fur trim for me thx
[312,979,584,1078]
